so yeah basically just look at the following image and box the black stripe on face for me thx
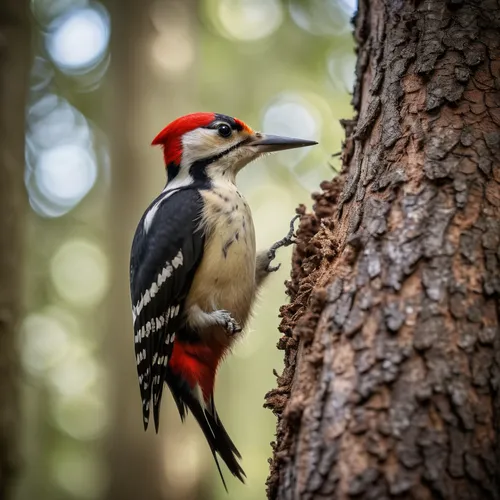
[189,138,249,182]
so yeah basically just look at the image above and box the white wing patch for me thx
[132,250,184,322]
[143,171,194,234]
[134,307,181,352]
[135,298,182,425]
[172,252,183,269]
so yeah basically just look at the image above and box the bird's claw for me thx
[265,215,300,273]
[267,263,281,273]
[215,310,242,335]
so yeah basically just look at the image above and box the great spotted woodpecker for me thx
[129,112,316,487]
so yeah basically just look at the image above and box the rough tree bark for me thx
[0,1,30,499]
[266,1,500,499]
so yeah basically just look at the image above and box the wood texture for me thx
[266,1,500,498]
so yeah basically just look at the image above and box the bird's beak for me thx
[246,133,318,153]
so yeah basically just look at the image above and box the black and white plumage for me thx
[130,187,204,430]
[130,178,248,486]
[129,112,317,488]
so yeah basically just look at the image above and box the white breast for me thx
[186,182,256,327]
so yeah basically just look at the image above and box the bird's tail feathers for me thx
[167,374,245,489]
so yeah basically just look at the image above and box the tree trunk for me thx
[0,1,30,498]
[105,1,206,499]
[105,0,165,498]
[266,1,500,499]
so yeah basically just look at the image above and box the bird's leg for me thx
[255,215,299,287]
[186,305,242,335]
[266,214,300,272]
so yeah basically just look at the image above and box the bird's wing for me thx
[130,188,205,431]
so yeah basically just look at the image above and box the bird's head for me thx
[152,112,317,184]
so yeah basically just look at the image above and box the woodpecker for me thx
[129,112,317,487]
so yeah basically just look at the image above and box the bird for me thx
[129,112,317,488]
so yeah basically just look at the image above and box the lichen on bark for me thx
[266,1,500,498]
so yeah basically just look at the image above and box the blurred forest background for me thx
[17,0,356,499]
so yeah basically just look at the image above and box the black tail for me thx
[166,374,246,489]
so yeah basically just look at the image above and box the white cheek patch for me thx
[216,146,259,172]
[181,128,242,169]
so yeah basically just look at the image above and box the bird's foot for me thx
[211,310,242,335]
[266,215,300,272]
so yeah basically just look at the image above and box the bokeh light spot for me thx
[28,95,81,148]
[35,144,97,207]
[49,348,99,397]
[162,433,206,495]
[51,446,106,500]
[340,0,358,17]
[21,313,70,376]
[289,0,351,36]
[262,93,320,169]
[210,0,283,41]
[46,5,110,73]
[149,2,195,76]
[26,95,98,217]
[327,49,356,93]
[52,391,108,441]
[30,56,54,92]
[152,31,195,75]
[31,0,82,25]
[51,240,109,308]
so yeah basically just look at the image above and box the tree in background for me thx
[105,0,210,499]
[267,0,500,498]
[0,1,30,498]
[105,0,163,498]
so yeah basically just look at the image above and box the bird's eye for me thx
[217,124,232,138]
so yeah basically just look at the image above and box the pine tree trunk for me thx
[266,1,500,498]
[0,1,30,498]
